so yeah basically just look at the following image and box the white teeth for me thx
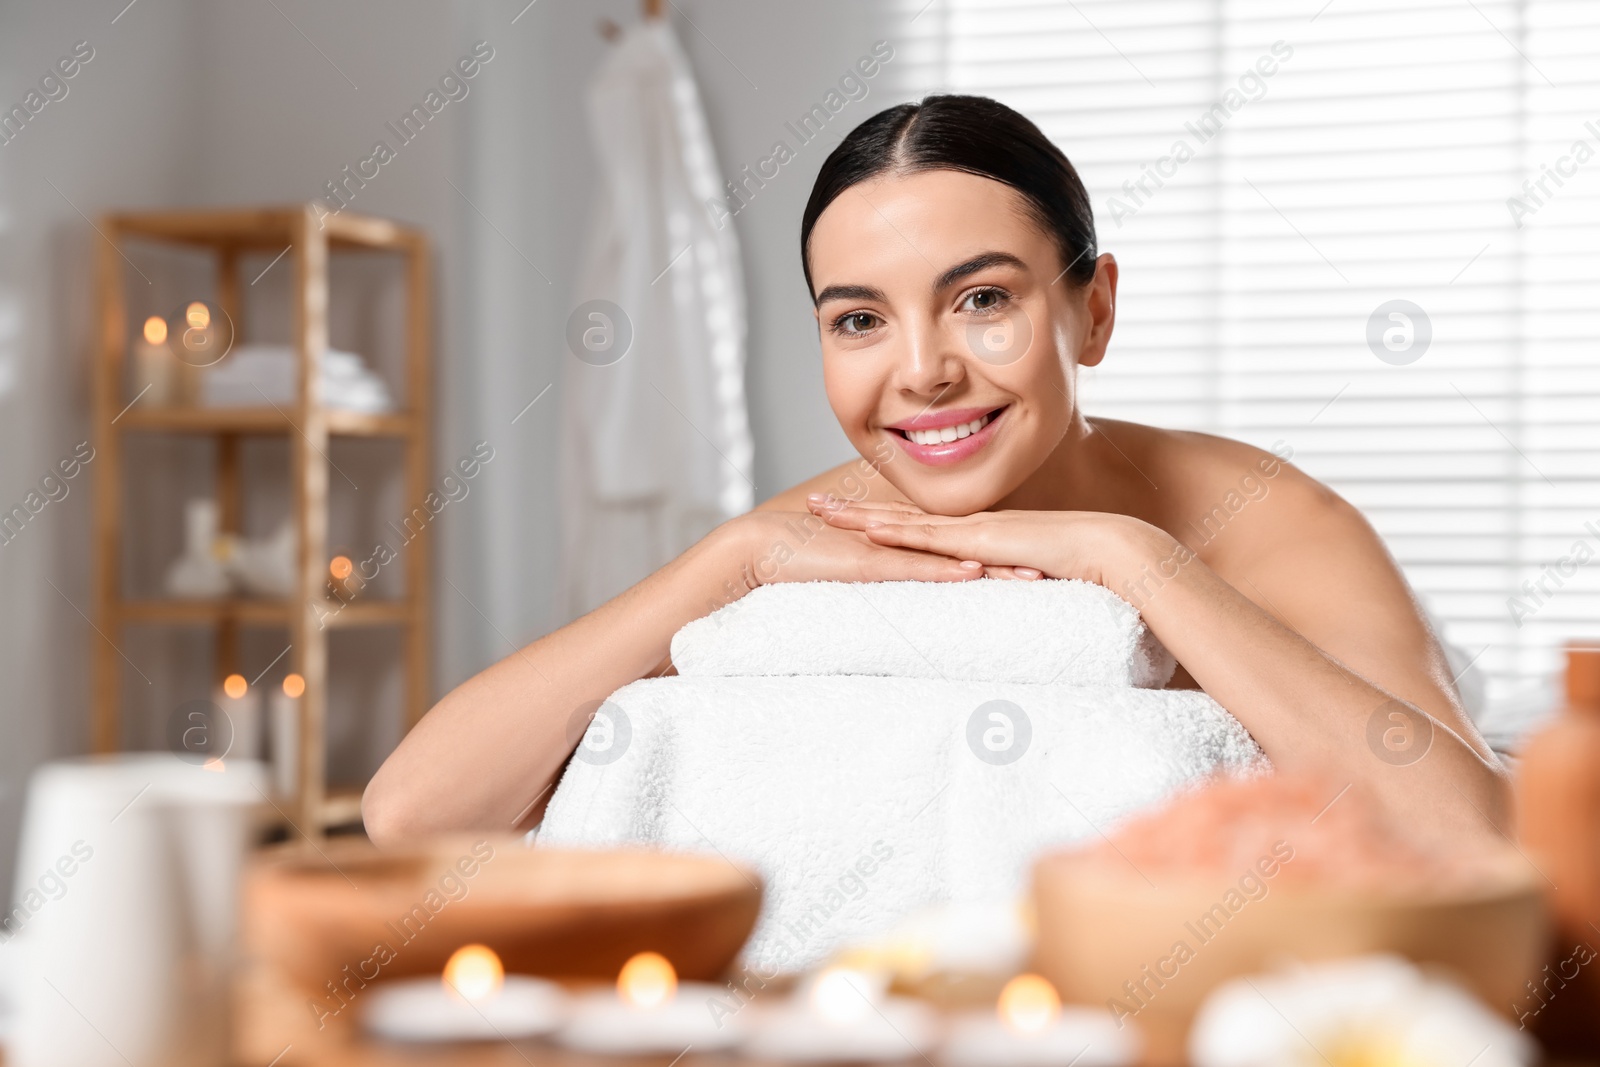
[905,412,993,446]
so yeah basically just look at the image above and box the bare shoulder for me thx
[757,451,906,513]
[1093,418,1373,565]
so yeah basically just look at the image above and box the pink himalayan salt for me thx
[1077,773,1502,895]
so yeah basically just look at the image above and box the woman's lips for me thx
[886,406,1008,467]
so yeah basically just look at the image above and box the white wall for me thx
[0,0,911,896]
[0,0,208,904]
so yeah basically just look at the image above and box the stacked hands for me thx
[724,493,1175,591]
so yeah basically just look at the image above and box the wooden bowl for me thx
[234,836,763,1064]
[1030,849,1547,1066]
[241,835,762,988]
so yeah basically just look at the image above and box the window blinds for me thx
[894,0,1600,717]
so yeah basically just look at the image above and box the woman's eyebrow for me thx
[933,251,1027,292]
[813,283,886,308]
[813,252,1026,308]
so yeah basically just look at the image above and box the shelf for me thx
[119,597,413,628]
[95,203,434,840]
[116,406,412,437]
[109,205,423,252]
[316,787,367,829]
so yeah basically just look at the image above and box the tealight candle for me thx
[557,951,744,1053]
[938,975,1138,1067]
[363,944,567,1042]
[741,967,939,1063]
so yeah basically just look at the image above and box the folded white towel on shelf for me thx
[537,579,1267,971]
[671,579,1176,688]
[200,343,395,413]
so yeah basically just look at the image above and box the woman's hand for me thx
[806,494,1163,588]
[730,509,987,588]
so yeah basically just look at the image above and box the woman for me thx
[364,95,1507,848]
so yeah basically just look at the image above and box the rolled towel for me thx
[671,578,1176,688]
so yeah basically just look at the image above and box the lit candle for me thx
[363,944,568,1042]
[938,975,1139,1067]
[557,951,744,1054]
[131,316,177,406]
[741,967,939,1063]
[269,674,303,799]
[327,554,361,602]
[214,673,262,764]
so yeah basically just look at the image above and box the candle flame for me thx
[222,673,248,699]
[998,974,1060,1034]
[202,757,225,772]
[443,944,504,1003]
[810,967,876,1024]
[617,951,677,1008]
[329,555,353,580]
[186,302,211,329]
[143,316,167,345]
[282,673,306,698]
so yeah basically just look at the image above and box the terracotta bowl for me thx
[233,836,762,1064]
[1030,849,1547,1066]
[241,835,763,988]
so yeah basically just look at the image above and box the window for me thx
[896,0,1600,731]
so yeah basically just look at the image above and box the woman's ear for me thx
[1076,253,1118,369]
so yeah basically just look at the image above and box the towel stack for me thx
[538,579,1268,971]
[201,343,394,413]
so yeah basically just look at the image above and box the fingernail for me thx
[806,493,826,504]
[1017,567,1042,579]
[960,560,983,570]
[865,520,885,529]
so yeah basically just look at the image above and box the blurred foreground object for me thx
[2,755,266,1067]
[939,972,1139,1067]
[360,943,568,1042]
[1188,955,1534,1067]
[1514,640,1600,1053]
[232,838,760,1064]
[1031,773,1546,1066]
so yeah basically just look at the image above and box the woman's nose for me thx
[893,321,966,396]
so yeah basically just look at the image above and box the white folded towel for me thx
[537,580,1267,971]
[672,579,1176,688]
[200,343,395,413]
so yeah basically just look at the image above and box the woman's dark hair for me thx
[800,94,1097,295]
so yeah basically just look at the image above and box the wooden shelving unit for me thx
[91,205,433,837]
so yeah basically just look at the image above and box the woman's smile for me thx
[884,404,1009,466]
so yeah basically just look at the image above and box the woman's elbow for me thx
[362,766,427,848]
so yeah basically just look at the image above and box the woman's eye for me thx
[960,287,1009,314]
[832,311,881,336]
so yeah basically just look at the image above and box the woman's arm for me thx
[813,492,1510,847]
[1107,508,1510,845]
[362,512,981,845]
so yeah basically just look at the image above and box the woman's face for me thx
[808,168,1116,515]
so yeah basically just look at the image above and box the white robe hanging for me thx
[558,18,754,621]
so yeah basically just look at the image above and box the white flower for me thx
[1189,955,1535,1067]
